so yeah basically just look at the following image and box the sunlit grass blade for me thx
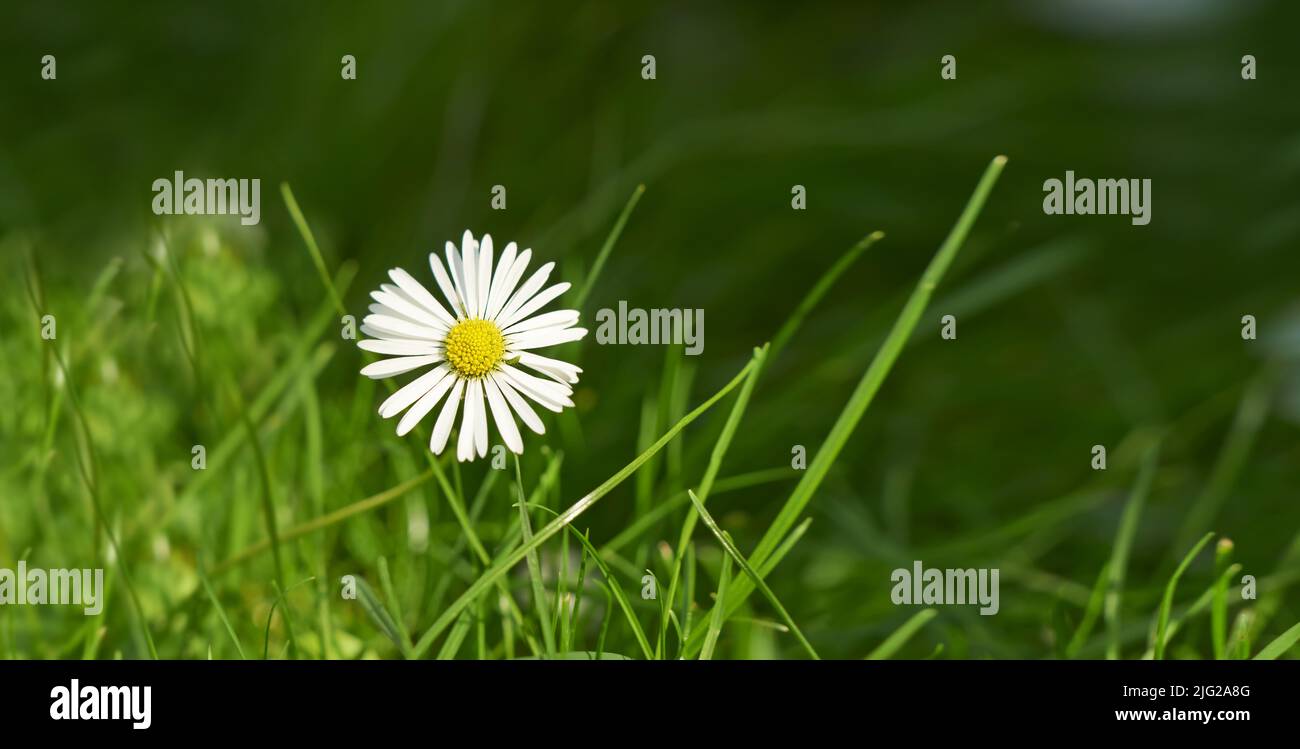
[686,490,818,659]
[866,609,937,660]
[1253,620,1300,660]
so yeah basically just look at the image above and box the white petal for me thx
[444,242,470,317]
[474,381,489,458]
[457,379,483,461]
[498,363,573,412]
[516,351,583,384]
[493,373,545,435]
[486,248,532,322]
[484,376,525,453]
[360,323,438,344]
[387,268,457,326]
[430,250,465,318]
[507,327,588,350]
[360,354,442,379]
[431,378,465,454]
[483,241,517,322]
[460,232,480,319]
[367,302,450,336]
[362,314,445,341]
[396,368,458,436]
[498,282,572,330]
[371,289,449,330]
[359,339,442,357]
[494,262,554,327]
[378,364,450,418]
[477,234,494,319]
[502,309,579,336]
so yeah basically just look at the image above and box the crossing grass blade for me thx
[514,457,557,657]
[686,490,819,659]
[409,350,761,658]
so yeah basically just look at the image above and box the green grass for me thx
[6,150,1300,663]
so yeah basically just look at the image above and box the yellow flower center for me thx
[444,318,505,378]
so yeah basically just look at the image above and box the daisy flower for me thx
[357,230,588,461]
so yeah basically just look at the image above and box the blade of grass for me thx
[769,231,884,359]
[212,469,435,574]
[1253,620,1300,660]
[355,576,410,658]
[1171,376,1271,556]
[1065,562,1109,659]
[684,155,1007,655]
[1141,561,1241,659]
[866,609,937,660]
[658,344,768,657]
[1228,609,1256,659]
[198,571,246,659]
[556,524,653,659]
[263,578,313,659]
[410,350,760,658]
[437,611,474,660]
[1154,532,1215,659]
[1213,539,1234,659]
[699,552,732,660]
[232,382,293,658]
[282,183,347,317]
[514,457,557,657]
[281,184,540,653]
[1105,439,1161,660]
[377,556,413,653]
[574,184,644,311]
[686,490,818,659]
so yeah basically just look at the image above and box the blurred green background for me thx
[1,0,1298,659]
